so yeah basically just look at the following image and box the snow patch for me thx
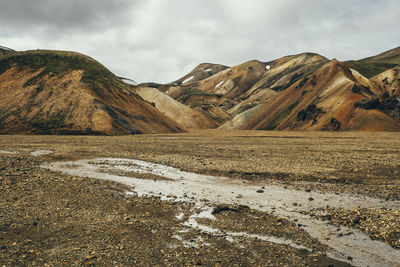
[266,65,271,70]
[182,76,194,84]
[215,80,224,89]
[0,149,18,154]
[176,212,185,220]
[205,69,212,72]
[125,191,135,196]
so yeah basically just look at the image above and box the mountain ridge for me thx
[1,45,400,134]
[145,46,400,132]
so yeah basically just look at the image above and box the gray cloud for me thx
[0,0,399,83]
[0,0,138,33]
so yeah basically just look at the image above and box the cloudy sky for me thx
[0,0,399,83]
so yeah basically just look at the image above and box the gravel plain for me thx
[0,130,399,266]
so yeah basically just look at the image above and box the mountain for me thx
[147,46,400,132]
[241,60,400,131]
[168,63,229,86]
[155,53,328,114]
[0,50,184,134]
[135,86,219,129]
[2,45,399,134]
[346,46,400,78]
[226,53,328,116]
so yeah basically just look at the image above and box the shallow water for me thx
[181,206,310,251]
[29,150,54,156]
[42,158,400,267]
[0,149,18,154]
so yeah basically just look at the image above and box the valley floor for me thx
[0,130,399,266]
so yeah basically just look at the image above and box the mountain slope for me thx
[346,46,400,78]
[168,63,229,87]
[143,47,400,132]
[227,53,328,116]
[0,50,184,134]
[241,60,400,131]
[135,86,219,129]
[370,66,400,97]
[0,46,16,58]
[161,53,328,115]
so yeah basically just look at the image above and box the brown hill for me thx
[5,46,395,134]
[0,50,184,135]
[162,53,328,114]
[144,47,400,132]
[241,60,400,131]
[135,86,219,129]
[227,53,328,116]
[153,60,271,113]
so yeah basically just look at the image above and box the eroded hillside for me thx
[0,50,184,134]
[1,46,400,134]
[141,46,400,132]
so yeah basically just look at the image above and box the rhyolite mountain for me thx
[1,46,400,134]
[135,86,219,130]
[0,50,184,134]
[143,46,400,131]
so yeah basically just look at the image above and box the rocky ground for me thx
[307,207,400,249]
[1,130,399,266]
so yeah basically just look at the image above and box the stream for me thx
[41,158,400,267]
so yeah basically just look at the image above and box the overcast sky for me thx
[0,0,399,83]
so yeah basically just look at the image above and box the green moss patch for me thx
[347,61,398,78]
[31,112,67,132]
[266,101,299,130]
[0,50,128,93]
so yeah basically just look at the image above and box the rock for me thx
[322,214,332,221]
[212,206,239,215]
[256,189,264,193]
[308,197,314,201]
